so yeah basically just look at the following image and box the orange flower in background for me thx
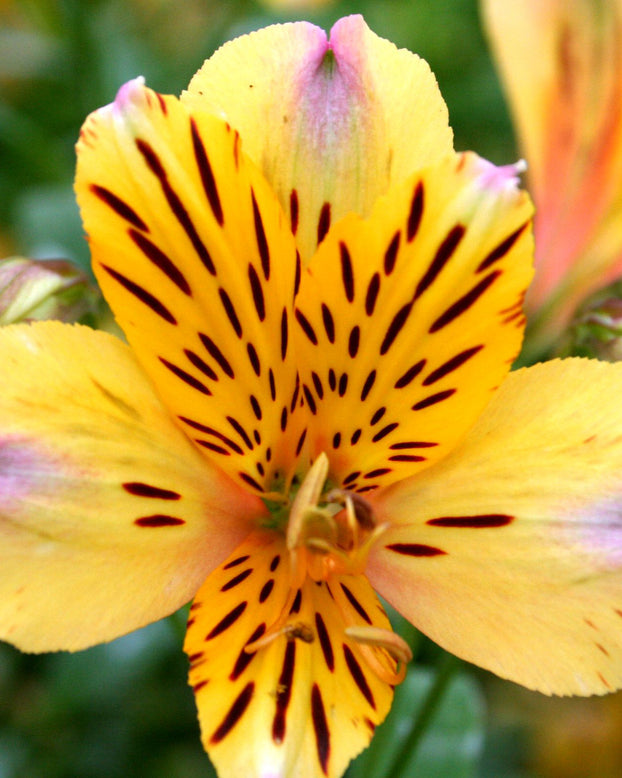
[483,0,622,353]
[2,15,622,778]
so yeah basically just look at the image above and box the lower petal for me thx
[185,530,396,778]
[0,322,260,651]
[368,358,622,695]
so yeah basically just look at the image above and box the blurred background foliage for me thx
[1,0,622,776]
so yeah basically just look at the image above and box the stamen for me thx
[244,619,315,653]
[345,626,412,685]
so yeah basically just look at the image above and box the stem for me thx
[387,652,460,777]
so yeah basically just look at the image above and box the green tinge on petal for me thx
[183,14,454,263]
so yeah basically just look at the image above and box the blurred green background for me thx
[1,1,622,776]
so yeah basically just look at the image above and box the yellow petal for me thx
[185,531,395,778]
[182,15,453,264]
[369,358,622,695]
[483,0,622,342]
[293,153,533,491]
[0,322,260,652]
[75,80,306,495]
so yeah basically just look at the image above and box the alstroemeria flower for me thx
[3,15,622,778]
[483,0,622,353]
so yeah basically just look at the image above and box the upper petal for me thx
[182,15,454,263]
[369,358,622,695]
[293,153,533,490]
[76,80,306,496]
[483,0,622,339]
[0,322,260,652]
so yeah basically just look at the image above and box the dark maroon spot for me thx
[184,349,218,381]
[295,428,307,456]
[414,224,465,300]
[256,461,265,477]
[210,682,254,744]
[311,372,324,399]
[239,472,264,491]
[351,428,362,445]
[134,514,185,527]
[193,679,208,693]
[280,406,288,432]
[187,650,203,664]
[269,369,276,402]
[365,717,376,733]
[254,429,262,445]
[384,231,401,275]
[303,384,318,415]
[365,272,381,316]
[294,250,302,298]
[407,181,424,242]
[206,601,247,640]
[290,589,302,614]
[251,189,270,280]
[227,416,253,449]
[178,417,244,454]
[91,184,148,232]
[348,326,360,358]
[372,422,399,443]
[190,118,224,226]
[101,264,176,323]
[136,139,216,275]
[386,543,446,557]
[338,373,348,397]
[295,308,318,345]
[343,471,360,485]
[391,441,437,450]
[388,454,426,462]
[224,555,250,570]
[247,263,266,321]
[319,303,336,344]
[477,222,528,273]
[279,308,289,360]
[265,447,272,462]
[196,439,230,456]
[159,357,211,395]
[156,92,167,113]
[356,485,378,494]
[311,684,330,774]
[343,644,375,708]
[361,370,377,401]
[230,623,266,681]
[423,345,483,386]
[259,579,275,603]
[430,270,501,333]
[394,359,426,389]
[364,468,391,479]
[328,369,337,392]
[427,514,514,528]
[317,202,331,245]
[340,242,355,302]
[270,555,281,572]
[246,342,261,376]
[380,301,413,355]
[249,394,262,421]
[219,287,243,338]
[199,332,235,378]
[412,389,456,410]
[129,229,191,295]
[315,613,334,672]
[370,407,386,426]
[332,432,341,449]
[221,568,252,592]
[123,482,181,500]
[272,641,296,744]
[341,583,372,625]
[290,189,299,234]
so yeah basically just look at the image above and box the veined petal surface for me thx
[369,358,622,695]
[294,153,533,491]
[0,322,260,652]
[185,531,395,778]
[76,80,306,495]
[183,15,453,263]
[484,0,622,335]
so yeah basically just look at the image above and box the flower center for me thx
[249,453,412,684]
